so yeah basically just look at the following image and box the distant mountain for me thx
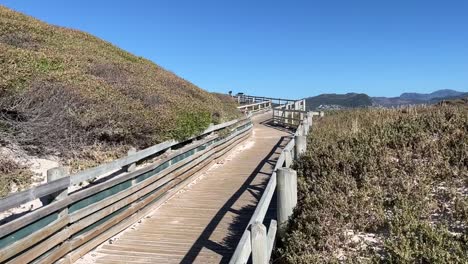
[372,89,467,107]
[400,89,465,101]
[305,93,372,110]
[304,89,467,110]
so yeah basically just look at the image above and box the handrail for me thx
[229,99,313,264]
[237,100,271,109]
[237,100,272,115]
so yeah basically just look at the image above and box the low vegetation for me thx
[277,104,468,263]
[0,156,32,197]
[0,6,240,196]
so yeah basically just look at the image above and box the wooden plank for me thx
[0,216,68,262]
[0,176,69,213]
[7,221,71,264]
[251,222,268,264]
[237,101,271,110]
[229,231,252,264]
[274,109,307,114]
[32,241,71,264]
[249,173,277,224]
[266,220,277,259]
[277,168,295,234]
[0,198,68,239]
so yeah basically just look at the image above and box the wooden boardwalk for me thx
[84,112,290,264]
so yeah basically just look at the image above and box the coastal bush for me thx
[277,104,468,263]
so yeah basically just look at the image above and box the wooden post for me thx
[284,149,293,168]
[277,168,297,235]
[294,135,306,159]
[46,167,69,217]
[307,112,313,127]
[266,220,278,258]
[251,222,268,264]
[125,147,137,172]
[291,170,297,208]
[303,119,309,135]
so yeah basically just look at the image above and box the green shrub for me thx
[277,105,468,263]
[172,110,211,141]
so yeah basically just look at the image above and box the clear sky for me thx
[2,0,467,98]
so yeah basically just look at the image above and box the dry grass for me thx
[277,104,468,263]
[0,156,32,197]
[0,6,241,195]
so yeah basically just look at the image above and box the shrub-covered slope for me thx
[305,93,372,110]
[0,6,240,153]
[278,105,468,263]
[0,6,240,195]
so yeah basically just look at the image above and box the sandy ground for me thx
[0,146,59,222]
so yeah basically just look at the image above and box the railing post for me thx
[294,135,306,159]
[125,147,137,172]
[277,168,297,236]
[307,112,313,127]
[284,149,293,168]
[266,220,278,258]
[46,167,69,217]
[303,119,309,135]
[251,222,268,264]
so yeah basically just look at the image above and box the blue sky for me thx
[2,0,467,98]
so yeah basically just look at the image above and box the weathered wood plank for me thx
[266,220,277,259]
[229,231,252,264]
[251,222,268,264]
[0,176,69,213]
[0,216,68,263]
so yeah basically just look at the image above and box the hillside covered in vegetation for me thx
[278,105,467,263]
[0,6,240,195]
[305,93,373,110]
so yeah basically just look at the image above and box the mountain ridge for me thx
[305,89,467,110]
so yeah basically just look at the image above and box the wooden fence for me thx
[229,100,316,264]
[234,94,296,106]
[272,99,308,127]
[237,101,272,114]
[0,114,256,263]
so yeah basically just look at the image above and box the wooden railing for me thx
[234,94,297,106]
[237,100,272,114]
[0,114,255,264]
[229,100,315,264]
[272,99,308,127]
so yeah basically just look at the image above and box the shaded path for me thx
[90,112,290,264]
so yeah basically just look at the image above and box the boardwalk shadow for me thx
[179,134,289,264]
